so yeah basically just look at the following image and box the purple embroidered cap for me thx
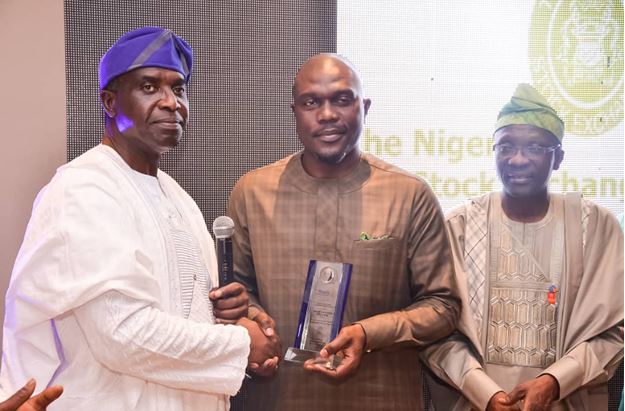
[99,26,193,90]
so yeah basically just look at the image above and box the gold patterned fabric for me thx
[229,151,460,411]
[485,194,564,369]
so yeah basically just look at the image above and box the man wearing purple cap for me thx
[0,27,278,410]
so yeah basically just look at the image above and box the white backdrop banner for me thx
[338,0,623,214]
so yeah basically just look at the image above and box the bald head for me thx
[289,53,371,178]
[292,53,364,99]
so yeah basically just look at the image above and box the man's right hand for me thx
[486,391,521,411]
[209,282,249,323]
[249,312,282,377]
[0,379,63,411]
[237,316,281,377]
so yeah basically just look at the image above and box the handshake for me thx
[209,281,368,382]
[209,283,282,377]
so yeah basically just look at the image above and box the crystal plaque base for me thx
[283,347,342,369]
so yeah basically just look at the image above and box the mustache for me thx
[314,126,346,136]
[151,115,185,124]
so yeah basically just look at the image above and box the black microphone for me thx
[212,216,235,288]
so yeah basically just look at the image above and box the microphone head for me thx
[212,216,235,239]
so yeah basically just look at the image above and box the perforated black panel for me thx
[65,0,336,227]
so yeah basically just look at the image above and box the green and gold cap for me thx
[495,83,564,141]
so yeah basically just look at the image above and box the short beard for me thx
[315,150,347,165]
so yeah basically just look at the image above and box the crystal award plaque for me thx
[284,260,352,369]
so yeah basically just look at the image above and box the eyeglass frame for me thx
[492,143,561,159]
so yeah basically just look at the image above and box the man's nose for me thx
[158,88,181,111]
[508,148,531,166]
[317,101,338,122]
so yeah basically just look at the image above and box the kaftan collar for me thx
[282,150,371,194]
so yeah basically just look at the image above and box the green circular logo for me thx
[530,0,623,136]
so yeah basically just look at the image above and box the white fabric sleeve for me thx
[542,326,623,400]
[73,290,250,396]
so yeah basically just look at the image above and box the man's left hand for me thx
[209,282,249,323]
[504,374,559,411]
[0,379,63,411]
[303,324,366,382]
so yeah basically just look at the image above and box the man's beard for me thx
[315,150,348,165]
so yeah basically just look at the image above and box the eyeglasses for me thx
[492,143,561,160]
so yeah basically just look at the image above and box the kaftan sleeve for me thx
[356,183,461,350]
[543,326,623,400]
[74,290,250,395]
[421,334,503,411]
[419,204,503,411]
[228,175,264,319]
[542,201,624,400]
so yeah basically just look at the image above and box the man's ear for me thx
[363,98,372,117]
[553,148,564,171]
[100,89,117,118]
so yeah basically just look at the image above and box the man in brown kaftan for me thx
[228,53,461,411]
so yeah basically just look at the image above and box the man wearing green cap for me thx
[422,84,623,410]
